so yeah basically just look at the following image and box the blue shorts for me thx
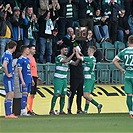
[3,78,14,93]
[20,83,32,93]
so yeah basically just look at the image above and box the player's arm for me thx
[61,51,75,63]
[112,57,125,74]
[70,59,80,66]
[18,67,26,87]
[2,61,12,78]
[76,49,83,61]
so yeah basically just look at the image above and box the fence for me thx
[0,62,124,85]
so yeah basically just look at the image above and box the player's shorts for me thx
[54,77,67,95]
[124,77,133,94]
[3,77,14,93]
[30,77,37,95]
[20,83,32,93]
[83,79,95,93]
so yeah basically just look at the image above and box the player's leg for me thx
[20,83,30,116]
[27,77,38,115]
[68,78,78,114]
[49,78,61,114]
[83,79,102,113]
[84,100,90,113]
[4,79,18,118]
[59,79,67,114]
[76,78,84,114]
[125,78,133,118]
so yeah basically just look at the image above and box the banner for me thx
[0,85,128,116]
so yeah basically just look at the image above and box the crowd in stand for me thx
[0,0,133,64]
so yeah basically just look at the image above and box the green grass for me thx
[0,113,133,133]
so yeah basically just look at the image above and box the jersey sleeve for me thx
[3,54,11,63]
[17,58,23,68]
[115,50,124,61]
[83,56,91,62]
[57,55,65,63]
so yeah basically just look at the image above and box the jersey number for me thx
[125,55,133,66]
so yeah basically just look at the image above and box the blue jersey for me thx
[2,50,14,79]
[17,56,32,83]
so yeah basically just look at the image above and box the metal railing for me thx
[0,63,124,85]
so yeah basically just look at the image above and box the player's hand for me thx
[32,80,35,86]
[37,78,42,85]
[22,81,26,88]
[120,68,125,74]
[7,73,12,78]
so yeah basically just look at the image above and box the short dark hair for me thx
[128,35,133,44]
[89,46,96,51]
[60,44,67,50]
[28,45,36,49]
[7,40,17,49]
[20,45,29,53]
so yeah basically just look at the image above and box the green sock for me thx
[50,95,58,111]
[60,97,65,112]
[126,96,132,111]
[84,104,89,111]
[90,99,99,107]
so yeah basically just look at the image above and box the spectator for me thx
[117,9,130,43]
[10,6,28,56]
[128,12,133,35]
[23,6,38,46]
[25,0,39,15]
[108,0,121,43]
[57,0,79,39]
[93,9,109,43]
[0,4,13,62]
[4,0,18,9]
[38,0,60,16]
[51,28,63,63]
[38,10,54,63]
[82,30,103,62]
[78,0,98,31]
[124,0,133,17]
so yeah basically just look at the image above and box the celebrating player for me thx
[113,35,133,118]
[2,40,18,118]
[76,46,103,113]
[49,44,79,115]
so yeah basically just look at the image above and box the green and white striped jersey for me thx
[115,47,133,78]
[82,56,96,79]
[54,55,70,79]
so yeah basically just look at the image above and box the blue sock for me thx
[6,99,12,115]
[4,100,7,116]
[21,94,28,110]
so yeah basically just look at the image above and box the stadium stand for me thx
[114,41,125,53]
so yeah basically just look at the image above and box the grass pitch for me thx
[0,113,133,133]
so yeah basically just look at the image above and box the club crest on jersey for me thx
[27,64,30,69]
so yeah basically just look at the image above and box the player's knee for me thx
[54,94,60,97]
[60,94,65,97]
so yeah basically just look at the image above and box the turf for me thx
[0,113,133,133]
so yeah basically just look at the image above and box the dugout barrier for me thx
[0,62,124,85]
